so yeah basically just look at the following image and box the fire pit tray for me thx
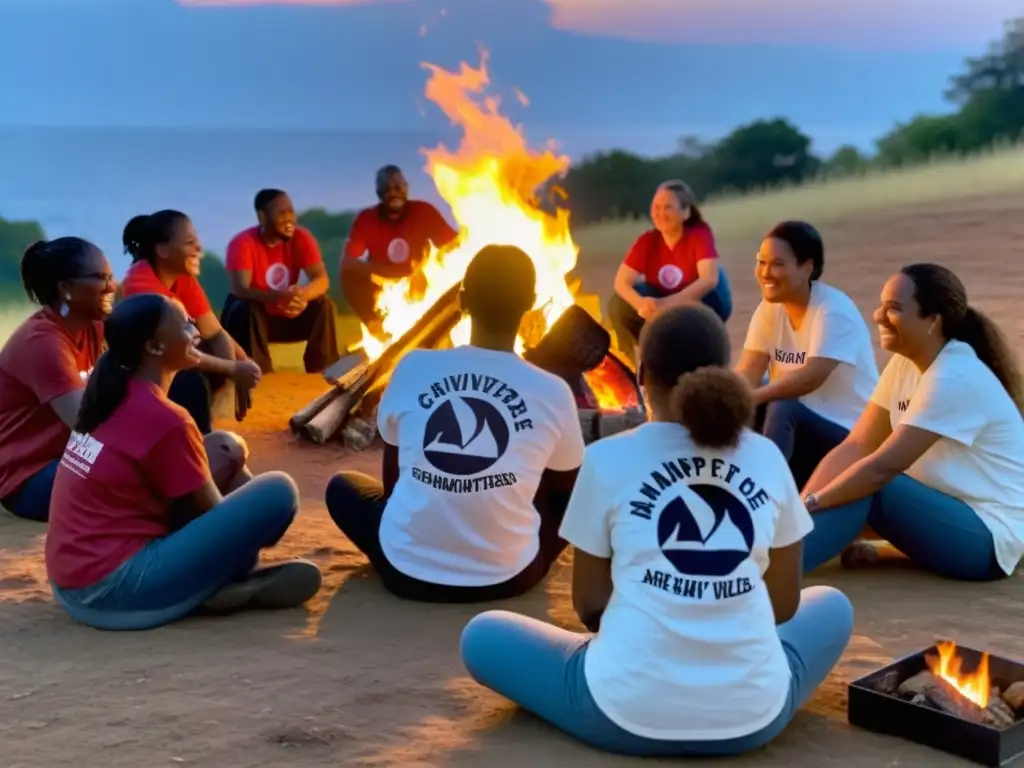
[848,642,1024,766]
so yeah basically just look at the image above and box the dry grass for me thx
[573,143,1024,264]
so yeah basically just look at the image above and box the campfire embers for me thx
[290,289,645,448]
[849,641,1024,766]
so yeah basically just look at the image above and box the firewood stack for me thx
[290,283,647,448]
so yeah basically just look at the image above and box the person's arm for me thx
[734,350,770,390]
[751,358,841,406]
[764,452,813,623]
[293,231,329,301]
[192,311,261,390]
[15,332,88,429]
[662,257,720,305]
[142,421,219,524]
[571,549,612,632]
[613,263,645,310]
[225,237,280,303]
[375,355,411,498]
[382,441,399,498]
[803,402,893,495]
[427,204,459,248]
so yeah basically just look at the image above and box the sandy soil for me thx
[3,194,1024,767]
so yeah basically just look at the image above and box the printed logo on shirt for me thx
[387,238,411,264]
[898,399,910,412]
[60,431,105,478]
[657,264,683,290]
[774,348,806,365]
[628,455,771,601]
[411,372,534,492]
[265,263,291,291]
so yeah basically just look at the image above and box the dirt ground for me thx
[3,194,1024,767]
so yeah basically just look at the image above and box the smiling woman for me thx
[0,237,113,521]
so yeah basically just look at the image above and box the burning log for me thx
[1002,681,1024,711]
[895,671,1016,729]
[523,304,611,376]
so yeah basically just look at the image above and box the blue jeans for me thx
[51,471,300,631]
[802,474,1004,581]
[759,400,849,489]
[3,459,60,522]
[460,585,853,757]
[607,267,733,362]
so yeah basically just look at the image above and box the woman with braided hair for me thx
[801,263,1024,581]
[45,294,321,631]
[0,237,115,521]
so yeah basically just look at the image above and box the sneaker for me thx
[202,559,323,614]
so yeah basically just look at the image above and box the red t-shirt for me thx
[0,309,103,501]
[225,225,323,316]
[119,260,212,319]
[46,379,211,589]
[343,201,458,277]
[622,223,719,294]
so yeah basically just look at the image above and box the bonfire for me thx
[291,52,643,446]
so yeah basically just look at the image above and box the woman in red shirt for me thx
[120,210,262,433]
[45,294,322,631]
[0,237,114,521]
[608,180,734,361]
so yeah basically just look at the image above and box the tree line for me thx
[1,18,1022,311]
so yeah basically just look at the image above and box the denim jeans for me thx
[461,585,853,757]
[325,471,570,602]
[607,267,733,362]
[51,471,301,630]
[3,459,60,522]
[802,473,1004,581]
[758,399,849,489]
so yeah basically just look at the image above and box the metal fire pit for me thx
[848,642,1024,766]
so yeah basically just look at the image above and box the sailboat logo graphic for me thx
[656,484,755,577]
[422,396,511,476]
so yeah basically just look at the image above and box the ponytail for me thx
[670,367,753,450]
[75,351,135,434]
[21,240,53,304]
[122,210,189,264]
[955,306,1024,413]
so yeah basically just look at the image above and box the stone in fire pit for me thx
[848,640,1024,766]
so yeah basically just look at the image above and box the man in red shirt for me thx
[340,165,459,339]
[221,189,340,374]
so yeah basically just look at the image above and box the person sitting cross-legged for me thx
[801,263,1024,581]
[45,294,322,631]
[324,244,585,602]
[220,189,340,374]
[460,304,853,758]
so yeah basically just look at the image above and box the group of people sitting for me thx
[1,168,1022,757]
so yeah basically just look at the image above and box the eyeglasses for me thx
[75,272,116,286]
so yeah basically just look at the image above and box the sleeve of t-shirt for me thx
[225,234,252,272]
[343,212,370,261]
[547,380,585,472]
[742,301,773,355]
[771,448,814,548]
[621,232,650,272]
[140,421,212,500]
[692,225,720,263]
[427,205,458,247]
[179,276,212,319]
[295,228,323,270]
[807,304,860,366]
[558,450,612,558]
[376,354,413,445]
[869,356,899,409]
[901,370,987,446]
[14,330,87,404]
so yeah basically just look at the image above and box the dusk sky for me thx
[2,0,1019,154]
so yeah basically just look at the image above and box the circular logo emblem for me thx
[387,238,411,264]
[656,484,754,578]
[658,264,684,290]
[265,263,291,291]
[422,396,510,476]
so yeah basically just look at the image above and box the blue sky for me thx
[1,0,1018,155]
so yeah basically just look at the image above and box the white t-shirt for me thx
[560,421,814,741]
[871,340,1024,575]
[744,281,878,429]
[376,346,585,586]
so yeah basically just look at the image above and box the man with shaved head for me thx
[340,165,459,340]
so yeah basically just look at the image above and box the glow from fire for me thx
[928,641,990,708]
[358,52,577,361]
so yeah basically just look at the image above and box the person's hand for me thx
[235,385,252,422]
[230,358,262,391]
[408,270,428,301]
[636,297,659,320]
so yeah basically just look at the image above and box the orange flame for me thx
[928,641,990,708]
[359,51,578,361]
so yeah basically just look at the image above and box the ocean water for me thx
[0,126,454,275]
